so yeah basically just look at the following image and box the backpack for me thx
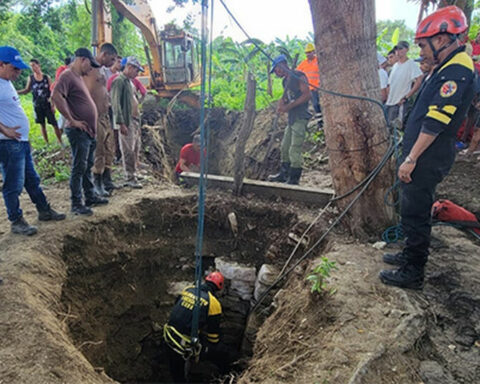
[432,199,480,235]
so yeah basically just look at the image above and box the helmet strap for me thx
[428,35,457,62]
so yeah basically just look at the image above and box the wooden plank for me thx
[181,172,334,205]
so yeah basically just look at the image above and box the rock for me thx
[230,279,254,301]
[254,264,279,301]
[167,281,191,296]
[228,212,238,235]
[215,257,256,281]
[372,241,387,250]
[419,360,455,384]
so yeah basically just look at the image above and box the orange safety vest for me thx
[296,57,320,90]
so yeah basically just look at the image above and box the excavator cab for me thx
[161,29,198,85]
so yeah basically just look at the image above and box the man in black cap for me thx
[52,48,108,216]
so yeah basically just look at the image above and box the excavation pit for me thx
[60,194,301,383]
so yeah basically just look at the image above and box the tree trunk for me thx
[233,72,256,195]
[308,0,395,236]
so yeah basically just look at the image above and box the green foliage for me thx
[306,257,338,295]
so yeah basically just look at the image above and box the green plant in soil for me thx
[306,257,338,295]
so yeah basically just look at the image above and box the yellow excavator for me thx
[91,0,200,105]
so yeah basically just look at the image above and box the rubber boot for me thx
[287,167,302,185]
[383,252,408,266]
[94,173,110,197]
[268,162,290,183]
[102,168,118,192]
[379,264,424,290]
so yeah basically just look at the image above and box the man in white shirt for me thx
[0,46,65,237]
[385,41,423,124]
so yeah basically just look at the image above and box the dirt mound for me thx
[239,226,480,384]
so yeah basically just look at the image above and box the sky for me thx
[148,0,421,42]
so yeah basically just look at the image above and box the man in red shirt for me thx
[175,134,201,179]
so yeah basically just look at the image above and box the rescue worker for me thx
[268,54,311,185]
[380,6,475,289]
[163,271,233,383]
[296,43,322,120]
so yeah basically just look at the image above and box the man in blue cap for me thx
[268,54,311,185]
[0,46,66,237]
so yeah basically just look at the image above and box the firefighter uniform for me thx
[400,46,475,268]
[164,283,225,382]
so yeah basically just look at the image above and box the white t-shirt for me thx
[378,68,388,89]
[386,59,422,106]
[0,78,30,141]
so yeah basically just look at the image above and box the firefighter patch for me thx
[440,81,457,98]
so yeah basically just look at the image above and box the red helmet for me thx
[415,6,468,40]
[205,271,224,290]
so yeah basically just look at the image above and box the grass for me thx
[20,95,71,182]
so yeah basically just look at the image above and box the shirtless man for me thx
[83,43,118,197]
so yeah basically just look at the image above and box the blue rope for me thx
[191,0,209,344]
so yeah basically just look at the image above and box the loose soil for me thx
[0,104,479,384]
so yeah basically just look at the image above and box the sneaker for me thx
[85,195,109,207]
[71,205,93,216]
[382,252,408,266]
[123,179,143,189]
[11,217,37,236]
[38,205,66,221]
[456,141,467,150]
[379,264,424,290]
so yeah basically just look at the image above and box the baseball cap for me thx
[270,54,288,73]
[0,46,30,70]
[396,41,409,50]
[125,56,144,72]
[74,48,101,68]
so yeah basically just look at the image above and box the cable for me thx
[217,0,404,310]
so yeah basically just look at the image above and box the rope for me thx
[191,0,210,349]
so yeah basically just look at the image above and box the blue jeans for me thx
[65,128,96,206]
[0,140,49,222]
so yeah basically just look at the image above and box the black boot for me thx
[379,264,424,290]
[85,194,109,207]
[94,173,110,197]
[268,162,290,182]
[11,216,37,236]
[102,168,118,192]
[383,252,408,266]
[287,167,302,185]
[38,204,66,221]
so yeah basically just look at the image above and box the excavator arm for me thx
[92,0,200,105]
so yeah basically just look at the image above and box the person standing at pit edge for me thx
[380,6,475,289]
[0,46,65,237]
[52,48,109,216]
[110,56,145,189]
[83,43,118,197]
[268,54,311,185]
